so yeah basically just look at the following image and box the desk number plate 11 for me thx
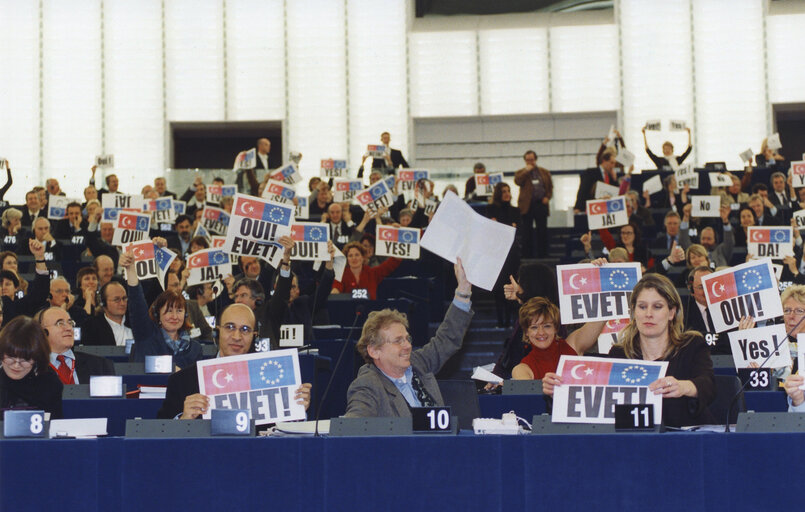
[3,410,46,438]
[411,407,451,433]
[614,404,654,431]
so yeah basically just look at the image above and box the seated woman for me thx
[511,297,605,380]
[0,316,63,418]
[121,244,202,370]
[583,221,652,270]
[673,244,711,287]
[734,206,757,248]
[543,273,716,427]
[331,241,400,300]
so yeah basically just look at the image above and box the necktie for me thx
[54,355,74,385]
[604,172,610,185]
[411,371,436,407]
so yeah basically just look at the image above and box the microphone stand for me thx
[724,316,805,432]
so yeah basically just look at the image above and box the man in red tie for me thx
[40,307,115,384]
[574,150,619,214]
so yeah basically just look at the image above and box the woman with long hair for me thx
[543,273,717,427]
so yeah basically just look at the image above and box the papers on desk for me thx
[420,191,515,291]
[471,366,503,384]
[138,386,167,399]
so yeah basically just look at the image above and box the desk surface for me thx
[1,432,802,512]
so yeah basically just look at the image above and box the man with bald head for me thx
[94,255,116,287]
[324,202,352,249]
[40,306,115,385]
[157,303,312,420]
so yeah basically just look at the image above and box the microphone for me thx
[724,315,805,432]
[314,303,366,437]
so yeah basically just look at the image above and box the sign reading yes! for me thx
[556,263,641,324]
[701,259,782,332]
[728,324,791,369]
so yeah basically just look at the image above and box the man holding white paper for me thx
[641,125,692,170]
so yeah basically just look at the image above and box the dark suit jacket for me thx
[682,301,731,355]
[156,361,200,419]
[74,351,116,382]
[574,167,605,212]
[80,313,132,346]
[19,209,43,229]
[54,219,88,240]
[358,148,409,177]
[769,187,793,208]
[514,166,552,215]
[344,303,473,417]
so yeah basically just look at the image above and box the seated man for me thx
[80,281,133,346]
[344,258,472,417]
[40,306,115,384]
[157,303,311,419]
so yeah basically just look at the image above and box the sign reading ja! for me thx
[585,197,628,230]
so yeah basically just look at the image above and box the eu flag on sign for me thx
[247,355,296,388]
[237,198,293,226]
[291,224,327,242]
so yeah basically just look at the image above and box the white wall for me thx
[1,0,805,203]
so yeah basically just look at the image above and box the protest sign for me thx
[102,194,143,223]
[594,181,620,199]
[423,198,438,217]
[294,197,309,220]
[606,125,617,147]
[615,148,635,170]
[669,120,687,131]
[419,191,515,291]
[112,211,151,246]
[332,179,363,203]
[206,185,236,205]
[223,194,293,266]
[48,196,69,220]
[289,152,302,164]
[708,172,733,188]
[95,154,114,168]
[747,226,793,259]
[557,263,641,324]
[472,173,502,198]
[173,200,186,216]
[268,163,303,185]
[197,350,306,425]
[366,145,387,158]
[642,175,662,196]
[690,196,720,218]
[702,259,783,332]
[194,223,212,243]
[279,324,304,348]
[644,120,661,131]
[552,356,667,424]
[154,246,177,289]
[143,197,175,224]
[739,149,754,163]
[187,248,232,286]
[791,161,805,188]
[355,179,394,214]
[289,222,329,261]
[376,226,420,260]
[585,197,628,230]
[398,169,430,200]
[201,206,230,235]
[261,180,296,204]
[675,166,698,189]
[126,240,158,281]
[234,148,256,170]
[767,133,782,150]
[597,318,628,355]
[794,209,805,230]
[320,159,347,178]
[728,324,791,369]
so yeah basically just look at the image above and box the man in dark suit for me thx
[54,202,88,240]
[748,194,782,226]
[573,150,618,213]
[154,177,176,199]
[769,172,793,209]
[80,281,133,347]
[358,132,409,178]
[157,303,311,419]
[41,306,115,385]
[19,190,43,229]
[683,266,730,354]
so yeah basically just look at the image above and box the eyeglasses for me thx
[388,335,413,345]
[621,231,634,235]
[2,356,33,368]
[222,323,254,335]
[52,319,76,329]
[107,296,128,304]
[784,308,805,316]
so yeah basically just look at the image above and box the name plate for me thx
[254,338,271,352]
[89,376,124,397]
[614,404,654,431]
[144,355,173,374]
[737,368,774,391]
[3,410,46,438]
[411,407,451,433]
[211,408,253,436]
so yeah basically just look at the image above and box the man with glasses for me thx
[40,306,115,384]
[157,303,312,420]
[345,259,473,417]
[80,281,133,347]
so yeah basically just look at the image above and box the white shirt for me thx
[258,153,269,170]
[105,313,134,347]
[696,301,711,332]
